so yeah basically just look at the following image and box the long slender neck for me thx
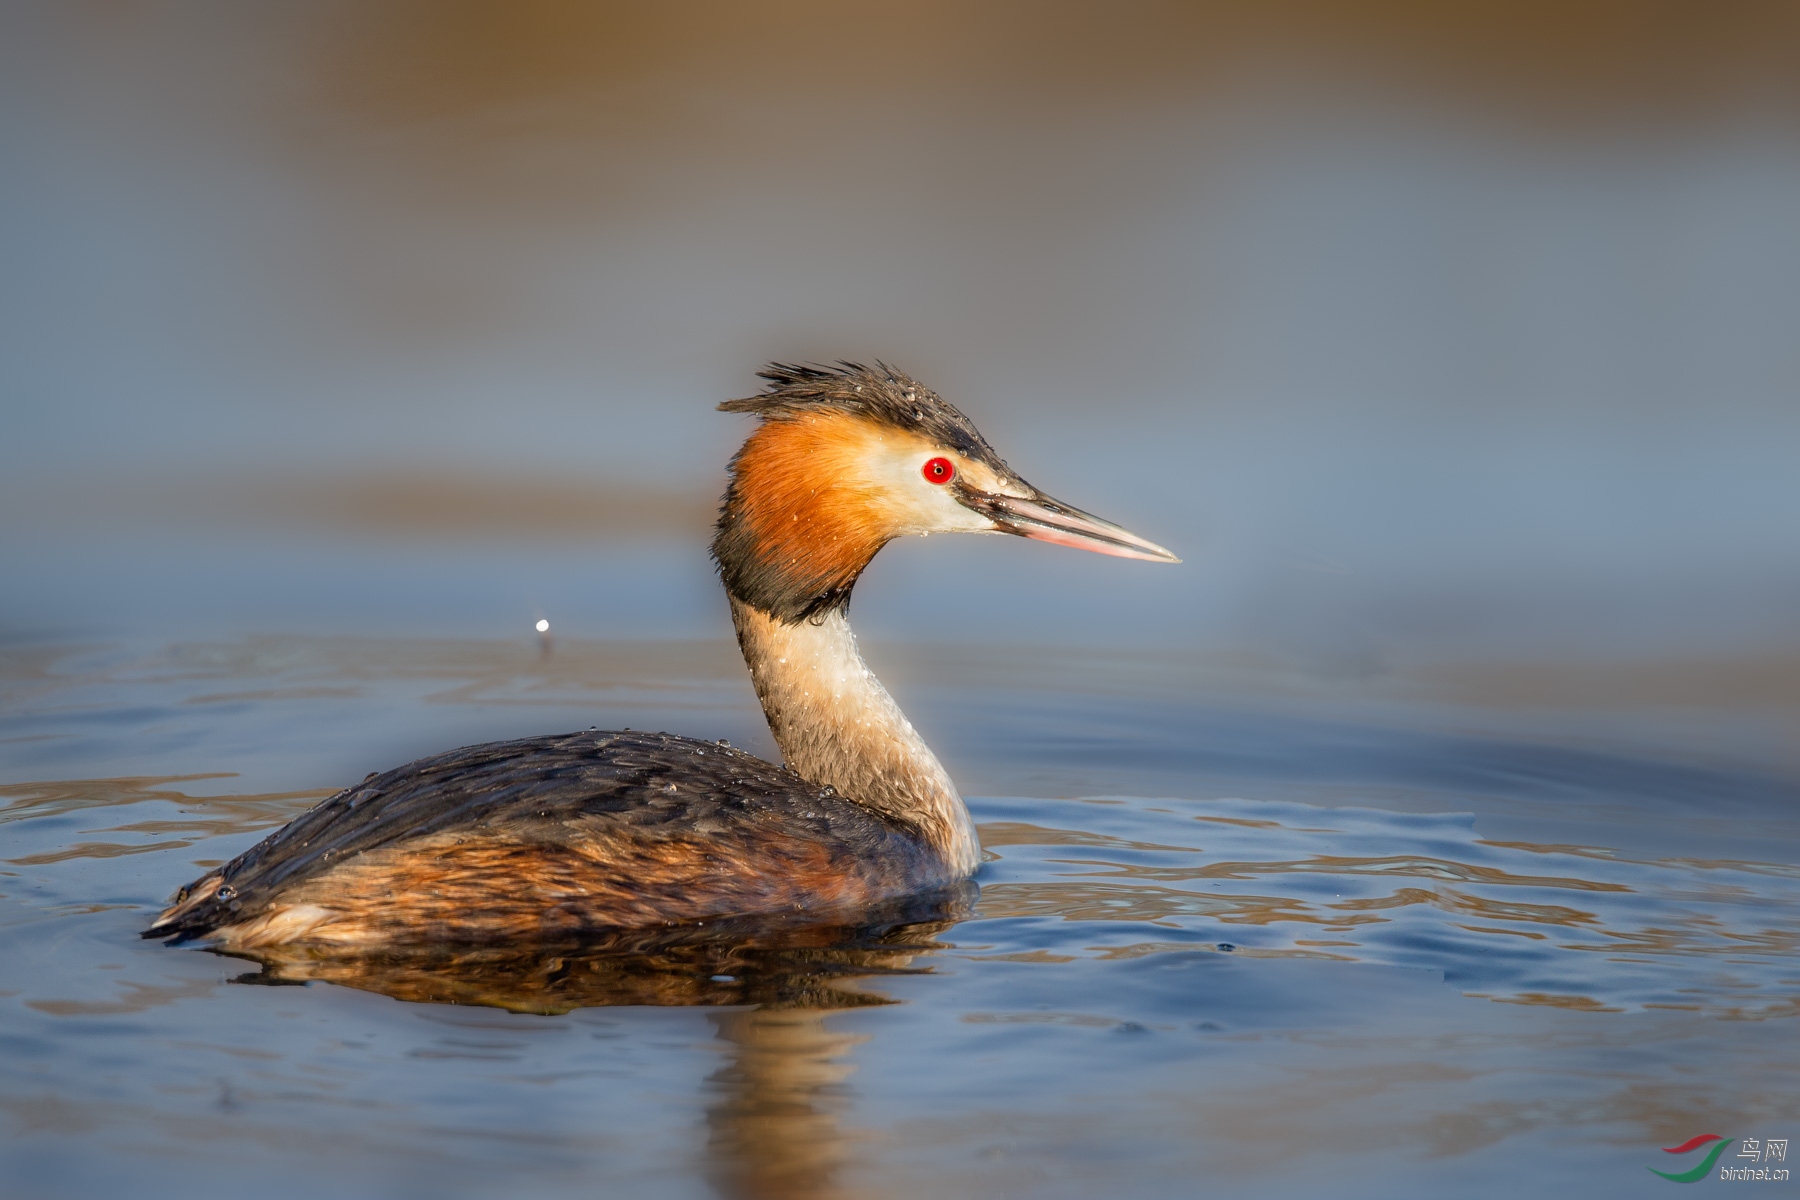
[729,596,979,877]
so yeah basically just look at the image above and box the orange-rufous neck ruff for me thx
[713,408,1001,622]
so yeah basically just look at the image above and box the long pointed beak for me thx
[958,485,1180,563]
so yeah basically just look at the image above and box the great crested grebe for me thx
[144,363,1176,949]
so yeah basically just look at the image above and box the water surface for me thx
[4,631,1796,1199]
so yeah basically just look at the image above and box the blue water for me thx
[3,625,1796,1199]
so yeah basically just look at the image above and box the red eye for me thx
[922,456,955,485]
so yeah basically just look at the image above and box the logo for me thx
[1651,1135,1734,1183]
[1651,1135,1789,1183]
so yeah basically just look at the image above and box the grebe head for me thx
[713,362,1178,622]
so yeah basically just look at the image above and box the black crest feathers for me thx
[719,362,1004,468]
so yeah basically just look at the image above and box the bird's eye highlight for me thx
[922,457,955,485]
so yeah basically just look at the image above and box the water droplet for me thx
[216,884,236,901]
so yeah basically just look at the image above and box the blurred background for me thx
[8,13,1800,1196]
[3,0,1797,674]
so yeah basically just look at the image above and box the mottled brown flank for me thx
[145,730,955,948]
[264,824,908,944]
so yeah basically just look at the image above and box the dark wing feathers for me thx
[148,731,910,940]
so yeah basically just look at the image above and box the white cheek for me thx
[871,450,994,534]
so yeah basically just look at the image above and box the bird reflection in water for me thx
[223,884,974,1200]
[704,1007,867,1200]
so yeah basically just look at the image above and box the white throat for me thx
[728,597,980,877]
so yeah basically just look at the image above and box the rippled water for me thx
[3,633,1797,1199]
